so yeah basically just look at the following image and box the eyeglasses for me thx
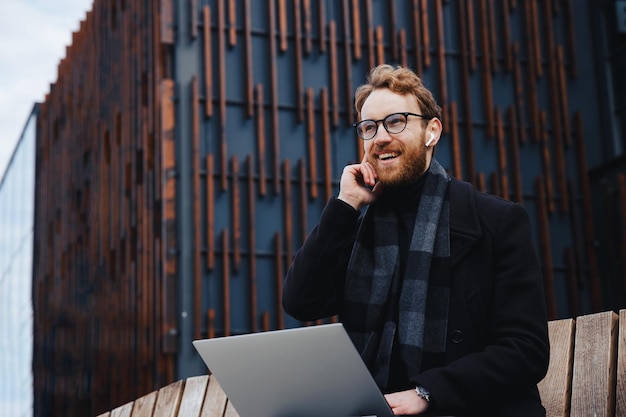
[353,112,430,140]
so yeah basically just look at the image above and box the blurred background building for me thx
[0,107,37,417]
[0,0,624,416]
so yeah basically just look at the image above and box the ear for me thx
[425,118,443,147]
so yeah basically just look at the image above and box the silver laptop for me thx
[192,323,394,417]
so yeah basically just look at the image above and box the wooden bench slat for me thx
[130,390,158,417]
[110,401,134,417]
[97,310,626,417]
[617,309,626,417]
[538,318,575,417]
[200,375,233,417]
[153,379,184,417]
[570,311,618,417]
[177,376,209,417]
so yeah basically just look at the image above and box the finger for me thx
[360,162,378,186]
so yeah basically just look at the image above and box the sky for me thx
[0,0,94,181]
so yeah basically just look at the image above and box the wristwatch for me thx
[415,385,431,402]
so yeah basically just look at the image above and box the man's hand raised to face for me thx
[337,160,384,210]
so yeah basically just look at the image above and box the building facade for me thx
[30,0,625,415]
[0,107,37,417]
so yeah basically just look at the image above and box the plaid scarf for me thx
[341,158,451,390]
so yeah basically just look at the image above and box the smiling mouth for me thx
[378,152,399,161]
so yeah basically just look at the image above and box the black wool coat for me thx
[282,178,550,417]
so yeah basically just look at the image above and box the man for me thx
[282,65,550,416]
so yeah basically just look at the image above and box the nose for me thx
[373,122,392,144]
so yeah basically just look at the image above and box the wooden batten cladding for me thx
[33,1,175,416]
[32,0,625,415]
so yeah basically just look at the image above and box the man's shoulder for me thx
[449,177,527,233]
[450,177,519,211]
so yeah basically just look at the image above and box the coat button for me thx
[450,330,464,344]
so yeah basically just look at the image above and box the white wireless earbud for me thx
[425,134,435,147]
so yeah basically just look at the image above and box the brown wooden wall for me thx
[32,0,176,415]
[31,0,626,416]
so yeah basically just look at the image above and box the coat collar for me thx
[449,179,482,268]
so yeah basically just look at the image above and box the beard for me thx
[366,143,428,187]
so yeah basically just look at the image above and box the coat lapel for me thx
[449,179,482,269]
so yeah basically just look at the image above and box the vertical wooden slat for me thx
[274,233,284,330]
[486,0,498,73]
[343,0,354,125]
[399,29,408,69]
[303,0,312,54]
[244,0,254,118]
[319,0,326,53]
[507,106,523,204]
[540,111,555,214]
[221,230,230,337]
[376,25,385,65]
[352,0,361,59]
[206,154,215,270]
[573,112,603,310]
[294,0,304,122]
[283,160,294,270]
[467,0,477,71]
[321,88,333,201]
[535,176,557,320]
[306,88,318,199]
[203,6,213,117]
[564,247,580,317]
[457,0,475,184]
[420,0,430,67]
[246,155,257,333]
[256,84,268,196]
[279,0,288,52]
[529,0,542,79]
[434,0,447,131]
[299,159,308,244]
[388,0,398,61]
[231,155,241,271]
[570,312,618,417]
[268,0,281,195]
[177,376,209,417]
[563,0,578,78]
[502,0,512,72]
[192,76,203,341]
[152,380,183,417]
[366,0,375,69]
[190,0,198,39]
[617,310,626,416]
[218,0,228,191]
[478,0,494,139]
[329,20,340,127]
[495,108,509,200]
[228,0,237,46]
[537,318,575,416]
[557,46,572,146]
[200,376,229,417]
[412,0,423,75]
[449,101,462,180]
[512,43,527,144]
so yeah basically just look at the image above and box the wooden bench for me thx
[96,375,240,417]
[98,310,625,417]
[538,309,626,417]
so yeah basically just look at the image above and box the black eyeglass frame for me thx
[353,112,432,140]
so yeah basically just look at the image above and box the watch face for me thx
[415,386,430,402]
